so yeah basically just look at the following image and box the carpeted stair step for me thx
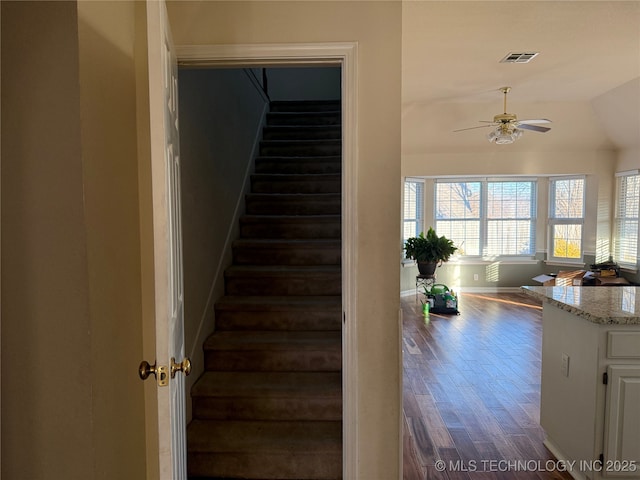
[224,265,341,296]
[259,139,341,156]
[269,100,341,113]
[232,239,341,266]
[191,371,342,421]
[214,295,342,331]
[266,111,341,126]
[246,193,340,215]
[255,155,341,175]
[251,173,340,194]
[204,330,341,372]
[239,214,341,239]
[187,419,342,479]
[262,125,341,140]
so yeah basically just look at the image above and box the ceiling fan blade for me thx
[453,124,495,132]
[517,123,551,133]
[517,118,552,125]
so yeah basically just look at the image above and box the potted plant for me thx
[404,227,458,276]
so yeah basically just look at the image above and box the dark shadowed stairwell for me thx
[187,100,343,480]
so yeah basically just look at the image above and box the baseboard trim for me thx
[542,438,587,480]
[188,101,269,363]
[401,286,524,297]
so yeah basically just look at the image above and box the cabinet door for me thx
[604,365,640,477]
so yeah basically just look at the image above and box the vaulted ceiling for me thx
[402,1,640,154]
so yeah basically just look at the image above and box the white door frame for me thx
[176,42,359,479]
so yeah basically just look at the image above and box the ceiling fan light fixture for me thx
[487,125,523,144]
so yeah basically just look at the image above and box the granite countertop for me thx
[521,286,640,325]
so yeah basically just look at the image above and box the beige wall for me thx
[77,1,147,478]
[167,1,403,478]
[617,148,640,172]
[1,1,146,478]
[1,2,93,477]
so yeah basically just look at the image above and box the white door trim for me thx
[176,42,359,479]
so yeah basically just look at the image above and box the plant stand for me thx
[416,274,436,303]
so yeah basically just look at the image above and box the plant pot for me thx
[417,261,437,276]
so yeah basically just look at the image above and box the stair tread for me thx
[256,155,341,161]
[267,110,341,116]
[247,192,340,197]
[192,371,341,397]
[216,295,341,308]
[233,238,340,247]
[205,330,341,351]
[226,265,340,273]
[188,419,342,453]
[240,214,341,220]
[252,173,341,179]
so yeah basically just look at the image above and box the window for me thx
[435,179,536,257]
[486,181,536,256]
[549,177,585,261]
[614,172,639,268]
[435,181,481,255]
[403,179,424,244]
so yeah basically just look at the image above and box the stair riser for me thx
[215,310,341,331]
[192,396,342,421]
[188,452,342,480]
[251,176,340,194]
[262,126,341,140]
[205,348,341,372]
[232,245,341,266]
[260,142,341,156]
[267,112,340,126]
[240,219,341,239]
[255,158,341,175]
[246,195,341,216]
[225,274,341,296]
[269,101,341,113]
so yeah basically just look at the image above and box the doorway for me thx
[175,42,358,478]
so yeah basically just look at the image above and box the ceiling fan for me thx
[454,87,552,144]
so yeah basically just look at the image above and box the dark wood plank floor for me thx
[402,292,574,480]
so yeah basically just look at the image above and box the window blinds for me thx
[614,173,639,267]
[403,180,424,243]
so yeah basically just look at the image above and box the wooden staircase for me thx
[187,100,343,480]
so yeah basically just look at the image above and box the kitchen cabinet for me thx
[522,286,640,480]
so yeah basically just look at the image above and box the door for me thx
[146,0,188,478]
[603,365,640,477]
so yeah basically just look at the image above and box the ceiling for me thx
[402,1,640,154]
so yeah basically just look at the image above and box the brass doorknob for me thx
[139,360,169,386]
[171,357,192,378]
[139,360,157,380]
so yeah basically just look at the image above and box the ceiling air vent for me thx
[500,52,539,64]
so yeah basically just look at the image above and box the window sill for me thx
[620,265,639,274]
[448,258,539,266]
[544,260,586,268]
[402,258,540,266]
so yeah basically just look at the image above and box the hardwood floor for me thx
[402,292,574,480]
